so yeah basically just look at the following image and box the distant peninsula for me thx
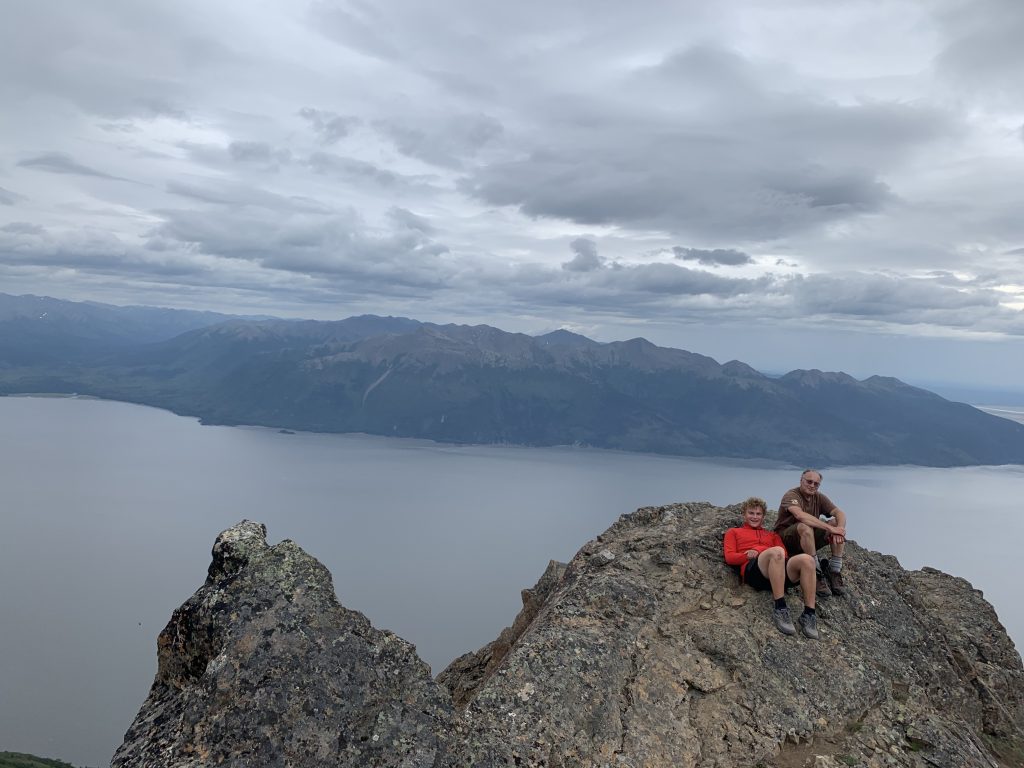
[3,291,1024,467]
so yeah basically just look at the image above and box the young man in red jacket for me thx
[723,497,819,638]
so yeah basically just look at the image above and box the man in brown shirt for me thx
[775,469,848,598]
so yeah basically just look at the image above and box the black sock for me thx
[803,606,816,616]
[774,597,787,610]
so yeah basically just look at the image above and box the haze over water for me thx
[1,396,1021,767]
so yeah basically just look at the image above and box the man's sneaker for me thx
[815,570,833,598]
[798,611,819,640]
[826,569,846,597]
[773,606,796,635]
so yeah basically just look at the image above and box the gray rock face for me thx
[446,503,1024,767]
[114,510,1024,768]
[112,521,453,768]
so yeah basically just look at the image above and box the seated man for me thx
[775,469,848,598]
[723,496,818,638]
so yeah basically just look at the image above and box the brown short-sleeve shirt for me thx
[774,487,837,531]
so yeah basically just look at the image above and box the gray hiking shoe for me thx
[799,611,819,640]
[773,606,796,635]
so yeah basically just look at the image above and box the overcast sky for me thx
[2,0,1024,390]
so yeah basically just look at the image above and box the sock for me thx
[802,606,816,617]
[774,597,787,610]
[829,555,843,573]
[814,555,823,572]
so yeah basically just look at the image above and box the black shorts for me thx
[743,560,794,592]
[778,523,828,556]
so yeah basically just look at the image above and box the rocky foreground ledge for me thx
[112,506,1024,768]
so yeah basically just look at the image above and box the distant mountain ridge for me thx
[2,292,1024,467]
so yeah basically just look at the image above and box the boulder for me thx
[112,520,454,768]
[114,507,1024,767]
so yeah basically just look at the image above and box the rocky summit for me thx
[114,508,1024,768]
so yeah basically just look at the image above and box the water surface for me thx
[1,396,1019,766]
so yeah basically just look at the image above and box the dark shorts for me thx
[778,523,828,556]
[742,559,795,592]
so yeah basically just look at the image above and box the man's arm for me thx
[785,504,845,537]
[828,506,847,543]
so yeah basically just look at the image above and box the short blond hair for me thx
[741,496,767,513]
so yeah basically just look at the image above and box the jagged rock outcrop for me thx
[111,521,453,768]
[437,559,567,708]
[114,510,1024,768]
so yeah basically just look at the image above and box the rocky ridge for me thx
[113,508,1024,767]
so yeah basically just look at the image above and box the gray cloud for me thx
[673,247,753,267]
[2,0,1024,356]
[387,207,435,234]
[149,204,451,292]
[17,152,126,181]
[1,222,45,235]
[165,180,329,213]
[0,186,25,205]
[462,39,946,240]
[298,108,360,145]
[785,273,999,318]
[935,0,1024,100]
[308,152,411,188]
[372,113,503,168]
[562,238,603,272]
[228,141,292,165]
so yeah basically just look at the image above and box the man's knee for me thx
[764,546,785,560]
[796,523,816,545]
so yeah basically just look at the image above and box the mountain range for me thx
[2,291,1023,467]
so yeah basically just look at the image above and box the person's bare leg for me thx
[796,522,817,556]
[787,553,816,609]
[757,547,787,599]
[759,547,795,635]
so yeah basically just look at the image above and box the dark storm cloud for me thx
[17,152,128,181]
[0,186,24,205]
[673,247,753,267]
[298,108,360,145]
[562,238,603,272]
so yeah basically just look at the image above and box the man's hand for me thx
[745,549,758,560]
[827,525,846,545]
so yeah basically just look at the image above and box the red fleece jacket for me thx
[723,523,787,580]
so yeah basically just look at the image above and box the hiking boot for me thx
[773,606,796,636]
[826,569,847,597]
[799,611,819,640]
[815,570,833,599]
